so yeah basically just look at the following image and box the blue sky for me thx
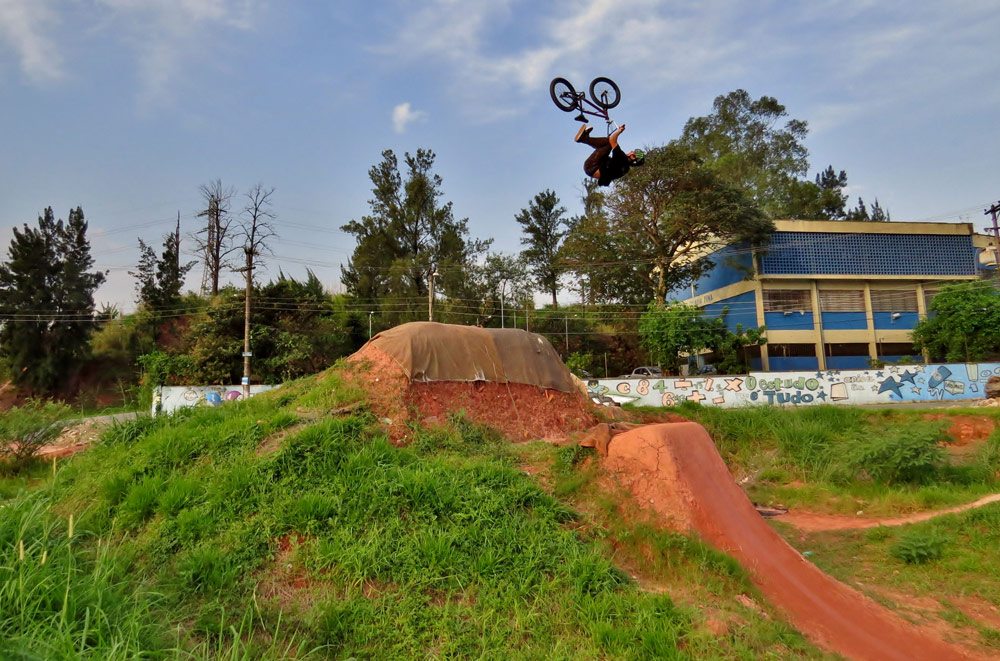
[2,0,998,310]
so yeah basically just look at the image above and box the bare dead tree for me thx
[192,179,238,296]
[236,183,277,394]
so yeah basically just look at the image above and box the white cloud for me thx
[377,0,757,122]
[1,1,263,102]
[0,0,63,82]
[392,102,425,133]
[94,0,263,107]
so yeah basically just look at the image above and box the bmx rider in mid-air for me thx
[575,122,645,187]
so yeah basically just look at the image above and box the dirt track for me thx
[605,422,974,661]
[779,493,1000,532]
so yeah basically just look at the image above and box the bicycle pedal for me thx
[574,113,587,122]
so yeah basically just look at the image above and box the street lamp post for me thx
[368,311,373,339]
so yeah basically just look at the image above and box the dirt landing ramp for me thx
[605,422,972,661]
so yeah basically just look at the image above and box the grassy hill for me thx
[0,366,817,659]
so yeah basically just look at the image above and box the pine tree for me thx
[515,189,566,307]
[0,207,105,393]
[131,216,196,311]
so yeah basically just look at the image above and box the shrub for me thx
[890,530,946,564]
[834,423,946,485]
[0,401,71,473]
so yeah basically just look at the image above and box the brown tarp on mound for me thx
[360,322,576,393]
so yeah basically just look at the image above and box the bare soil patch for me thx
[778,493,1000,532]
[347,345,599,443]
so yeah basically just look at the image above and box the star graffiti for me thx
[899,370,918,384]
[877,377,904,398]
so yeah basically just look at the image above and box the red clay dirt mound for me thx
[605,422,974,661]
[347,344,599,442]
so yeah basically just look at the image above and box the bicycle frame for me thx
[561,91,619,132]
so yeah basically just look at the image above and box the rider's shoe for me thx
[574,112,587,122]
[575,124,593,142]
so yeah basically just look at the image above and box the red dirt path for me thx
[605,422,976,661]
[779,493,1000,532]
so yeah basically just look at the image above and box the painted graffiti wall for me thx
[153,384,279,415]
[589,363,1000,408]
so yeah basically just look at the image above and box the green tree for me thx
[472,253,533,327]
[845,196,891,222]
[0,207,105,393]
[515,189,566,307]
[560,179,650,304]
[815,165,849,219]
[678,90,809,218]
[131,217,195,311]
[603,143,773,303]
[912,281,1000,361]
[639,303,766,374]
[340,148,490,323]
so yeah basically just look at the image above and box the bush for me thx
[833,423,946,485]
[0,401,71,473]
[890,530,946,564]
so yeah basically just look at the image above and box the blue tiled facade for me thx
[821,312,868,330]
[703,291,757,331]
[760,232,977,276]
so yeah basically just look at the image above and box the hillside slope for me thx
[0,366,817,659]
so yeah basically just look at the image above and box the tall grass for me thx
[2,384,818,658]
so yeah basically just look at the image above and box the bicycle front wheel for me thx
[589,77,621,110]
[549,77,578,112]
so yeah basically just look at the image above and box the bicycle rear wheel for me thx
[549,77,578,112]
[589,77,621,110]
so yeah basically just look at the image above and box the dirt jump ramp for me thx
[605,422,972,661]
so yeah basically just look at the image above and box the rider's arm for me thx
[608,123,625,149]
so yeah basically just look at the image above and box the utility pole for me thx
[986,201,1000,272]
[368,311,373,339]
[427,269,438,321]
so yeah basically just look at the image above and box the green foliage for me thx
[0,207,105,394]
[603,143,773,303]
[130,220,196,312]
[677,90,890,221]
[565,351,593,377]
[515,189,567,307]
[913,281,1000,361]
[835,423,946,485]
[0,400,71,473]
[890,530,946,564]
[339,148,491,325]
[638,303,765,373]
[678,90,809,219]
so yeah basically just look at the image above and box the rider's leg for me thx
[584,142,612,177]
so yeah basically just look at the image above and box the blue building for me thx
[677,220,997,371]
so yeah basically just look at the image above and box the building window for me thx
[763,289,811,312]
[826,342,869,357]
[870,289,918,312]
[877,342,920,359]
[767,343,816,357]
[819,290,865,312]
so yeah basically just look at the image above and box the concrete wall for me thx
[589,362,1000,408]
[153,384,279,415]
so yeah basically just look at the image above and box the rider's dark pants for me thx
[582,135,611,177]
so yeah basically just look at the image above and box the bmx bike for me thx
[549,76,621,133]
